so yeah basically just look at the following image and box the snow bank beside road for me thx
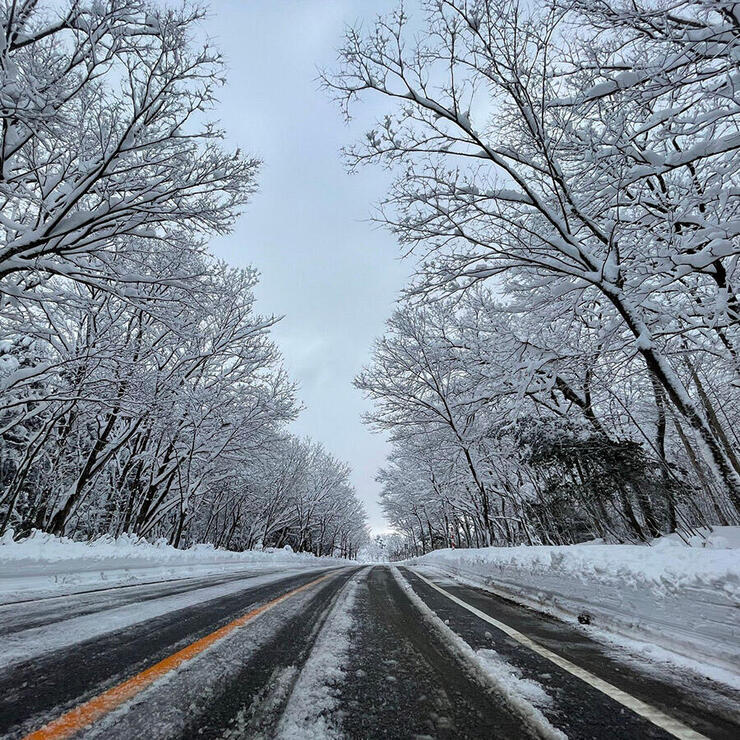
[405,528,740,676]
[0,531,347,603]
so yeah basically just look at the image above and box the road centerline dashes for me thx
[408,568,708,740]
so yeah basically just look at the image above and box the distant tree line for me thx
[0,0,367,558]
[328,0,739,552]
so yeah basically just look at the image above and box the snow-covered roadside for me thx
[0,531,349,603]
[404,528,740,677]
[391,567,565,740]
[275,570,363,739]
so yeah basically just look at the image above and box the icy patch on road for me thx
[0,530,349,603]
[275,570,363,739]
[476,649,553,707]
[391,567,565,740]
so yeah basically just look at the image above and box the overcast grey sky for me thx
[204,1,409,532]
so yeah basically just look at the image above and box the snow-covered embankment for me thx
[0,531,347,603]
[405,528,740,676]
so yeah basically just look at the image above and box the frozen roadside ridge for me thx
[0,530,350,603]
[403,528,740,683]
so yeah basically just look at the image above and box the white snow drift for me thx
[0,530,348,603]
[405,528,740,676]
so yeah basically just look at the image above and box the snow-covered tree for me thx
[0,1,368,557]
[334,0,739,546]
[0,0,257,296]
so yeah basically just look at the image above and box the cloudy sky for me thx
[204,1,409,532]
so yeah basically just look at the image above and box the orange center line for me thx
[23,573,333,740]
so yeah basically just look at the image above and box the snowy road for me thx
[0,566,737,739]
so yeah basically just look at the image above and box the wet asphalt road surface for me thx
[0,565,737,739]
[339,566,532,738]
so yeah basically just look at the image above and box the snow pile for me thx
[406,528,740,674]
[0,530,348,603]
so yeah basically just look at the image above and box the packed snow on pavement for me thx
[275,573,361,740]
[0,569,321,671]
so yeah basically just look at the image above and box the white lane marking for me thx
[392,567,565,740]
[409,568,708,740]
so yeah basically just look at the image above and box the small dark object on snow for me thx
[578,612,592,625]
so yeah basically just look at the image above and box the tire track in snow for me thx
[0,569,322,669]
[273,568,365,739]
[20,574,334,740]
[0,568,339,739]
[0,567,296,637]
